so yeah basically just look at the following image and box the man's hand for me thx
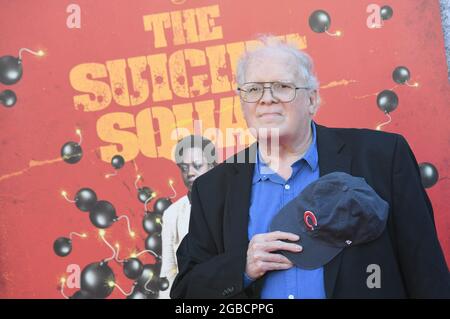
[245,231,302,280]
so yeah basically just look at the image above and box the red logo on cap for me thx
[304,211,318,231]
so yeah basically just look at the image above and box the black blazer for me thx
[170,123,450,299]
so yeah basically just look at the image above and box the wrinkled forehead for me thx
[244,49,303,84]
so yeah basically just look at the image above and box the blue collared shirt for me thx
[245,121,326,299]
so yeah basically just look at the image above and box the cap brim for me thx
[270,199,343,270]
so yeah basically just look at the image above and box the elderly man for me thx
[171,37,450,299]
[159,135,216,299]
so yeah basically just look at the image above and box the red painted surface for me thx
[0,0,448,298]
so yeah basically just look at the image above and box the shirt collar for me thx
[252,121,319,184]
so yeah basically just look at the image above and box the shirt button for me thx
[284,184,290,190]
[288,294,295,299]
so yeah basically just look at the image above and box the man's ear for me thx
[308,90,319,115]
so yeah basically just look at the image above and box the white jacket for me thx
[159,195,191,299]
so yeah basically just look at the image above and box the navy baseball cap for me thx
[269,172,389,270]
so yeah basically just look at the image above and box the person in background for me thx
[159,135,216,299]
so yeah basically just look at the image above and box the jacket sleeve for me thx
[159,207,178,298]
[391,135,450,298]
[170,180,249,299]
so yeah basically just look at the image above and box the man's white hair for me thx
[236,35,320,92]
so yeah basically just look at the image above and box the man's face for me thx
[240,51,317,140]
[177,147,213,191]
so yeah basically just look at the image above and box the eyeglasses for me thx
[237,81,311,103]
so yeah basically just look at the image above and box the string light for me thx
[405,81,419,88]
[134,175,141,189]
[376,112,392,131]
[114,243,125,263]
[131,249,158,259]
[325,30,342,37]
[75,128,83,145]
[60,277,69,299]
[69,232,87,240]
[18,48,45,60]
[144,192,157,211]
[99,230,116,262]
[104,171,117,179]
[168,180,177,199]
[115,215,135,238]
[107,281,135,296]
[61,190,76,203]
[144,276,156,294]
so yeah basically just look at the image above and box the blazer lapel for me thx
[316,123,352,298]
[223,144,257,252]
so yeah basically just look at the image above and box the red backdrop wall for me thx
[0,0,448,298]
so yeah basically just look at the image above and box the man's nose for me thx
[187,166,197,177]
[259,86,277,104]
